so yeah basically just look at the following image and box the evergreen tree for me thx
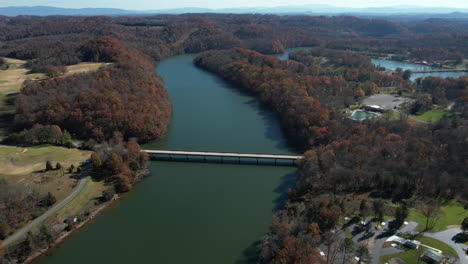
[45,161,53,171]
[45,192,56,207]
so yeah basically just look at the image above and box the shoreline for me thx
[22,195,118,264]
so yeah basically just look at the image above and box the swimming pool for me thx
[350,110,379,121]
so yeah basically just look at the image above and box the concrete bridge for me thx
[144,150,302,166]
[412,69,468,73]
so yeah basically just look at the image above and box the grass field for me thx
[380,248,419,264]
[51,177,107,223]
[417,237,458,257]
[411,109,451,123]
[0,57,110,139]
[0,145,91,202]
[0,145,91,175]
[408,200,468,232]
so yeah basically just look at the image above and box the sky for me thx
[1,0,468,10]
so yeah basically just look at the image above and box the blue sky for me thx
[1,0,468,9]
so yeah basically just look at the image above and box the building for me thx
[421,249,446,264]
[403,239,421,249]
[362,104,385,113]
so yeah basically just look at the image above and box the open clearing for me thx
[0,145,92,202]
[0,145,91,175]
[408,200,468,232]
[51,176,107,223]
[410,109,451,123]
[0,58,111,138]
[0,58,110,96]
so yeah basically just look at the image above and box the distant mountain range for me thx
[1,5,468,17]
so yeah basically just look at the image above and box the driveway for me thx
[1,165,89,248]
[424,228,468,264]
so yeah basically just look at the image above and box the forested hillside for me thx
[195,48,468,263]
[13,36,171,142]
[0,13,467,264]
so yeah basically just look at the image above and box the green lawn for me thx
[408,200,468,232]
[411,109,451,123]
[0,145,90,166]
[52,177,106,223]
[417,237,457,257]
[380,248,419,264]
[381,236,458,263]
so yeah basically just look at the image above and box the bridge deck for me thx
[144,150,302,160]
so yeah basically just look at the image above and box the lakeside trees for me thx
[0,13,467,264]
[195,47,468,263]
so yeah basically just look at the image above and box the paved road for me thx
[1,173,89,248]
[424,228,468,264]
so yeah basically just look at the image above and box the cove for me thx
[371,59,467,81]
[35,54,298,264]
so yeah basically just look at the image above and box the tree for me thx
[274,236,321,264]
[35,225,53,248]
[461,217,468,234]
[102,187,116,201]
[402,70,412,80]
[44,192,56,207]
[45,160,53,171]
[0,222,9,240]
[359,200,369,220]
[416,200,442,231]
[394,204,408,229]
[55,162,62,170]
[323,231,343,264]
[342,238,355,264]
[68,164,75,173]
[355,245,371,264]
[114,174,131,193]
[62,130,73,148]
[372,200,385,221]
[91,153,102,168]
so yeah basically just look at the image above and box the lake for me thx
[36,54,298,264]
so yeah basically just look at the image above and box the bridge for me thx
[143,150,303,166]
[412,69,468,73]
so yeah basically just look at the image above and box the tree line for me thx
[195,47,468,263]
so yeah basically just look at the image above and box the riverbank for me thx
[23,195,118,264]
[30,53,298,264]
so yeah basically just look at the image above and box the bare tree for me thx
[417,199,442,231]
[323,230,344,264]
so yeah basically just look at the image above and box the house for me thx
[362,105,385,113]
[403,239,421,249]
[421,249,446,264]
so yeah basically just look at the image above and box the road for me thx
[424,228,468,264]
[373,222,468,264]
[1,173,89,248]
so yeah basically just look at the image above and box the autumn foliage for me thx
[14,37,172,143]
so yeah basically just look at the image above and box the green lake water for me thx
[36,54,298,264]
